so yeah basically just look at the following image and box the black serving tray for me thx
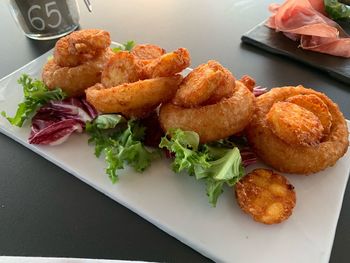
[241,20,350,84]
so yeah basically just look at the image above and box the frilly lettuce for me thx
[159,129,245,206]
[86,114,158,183]
[2,74,66,127]
[112,40,136,53]
[325,0,350,20]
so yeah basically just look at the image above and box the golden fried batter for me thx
[86,75,183,118]
[159,80,255,143]
[172,60,235,107]
[142,48,190,78]
[235,169,296,224]
[132,44,166,69]
[54,29,111,67]
[42,29,113,96]
[101,51,141,88]
[172,62,224,107]
[131,44,166,60]
[204,61,235,105]
[286,94,332,136]
[246,86,349,174]
[266,101,324,146]
[239,75,256,92]
[42,48,114,97]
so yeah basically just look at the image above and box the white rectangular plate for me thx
[0,48,349,263]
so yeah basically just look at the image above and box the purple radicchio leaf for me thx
[28,97,98,145]
[240,146,258,167]
[253,86,268,97]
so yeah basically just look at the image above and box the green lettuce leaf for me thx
[204,147,244,205]
[159,129,210,175]
[159,129,245,206]
[86,115,157,183]
[112,40,136,53]
[1,74,66,127]
[325,0,350,20]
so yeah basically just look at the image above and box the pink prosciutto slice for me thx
[266,0,350,57]
[308,0,326,14]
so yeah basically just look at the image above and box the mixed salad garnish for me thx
[2,73,261,206]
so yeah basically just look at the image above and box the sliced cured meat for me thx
[308,0,326,14]
[300,35,350,57]
[266,0,338,37]
[266,0,350,57]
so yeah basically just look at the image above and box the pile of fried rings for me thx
[42,29,349,224]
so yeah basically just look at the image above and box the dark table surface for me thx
[0,0,349,262]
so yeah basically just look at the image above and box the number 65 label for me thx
[27,1,62,31]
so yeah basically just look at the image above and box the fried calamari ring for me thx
[246,85,349,174]
[286,94,332,136]
[86,75,183,118]
[159,80,255,143]
[43,29,113,96]
[54,29,111,67]
[132,44,166,69]
[235,169,296,224]
[42,48,114,97]
[172,62,224,107]
[142,48,190,78]
[203,61,235,105]
[172,60,234,107]
[131,44,166,60]
[266,101,324,146]
[101,51,142,88]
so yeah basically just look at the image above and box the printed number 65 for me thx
[27,1,62,31]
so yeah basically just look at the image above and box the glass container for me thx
[8,0,80,40]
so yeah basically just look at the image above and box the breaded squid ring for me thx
[101,51,142,88]
[54,29,111,67]
[246,86,349,174]
[42,48,114,97]
[172,63,223,107]
[159,80,255,143]
[172,60,234,107]
[266,101,324,146]
[85,75,183,118]
[142,48,190,78]
[285,94,332,136]
[131,44,166,60]
[132,44,166,69]
[203,61,236,105]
